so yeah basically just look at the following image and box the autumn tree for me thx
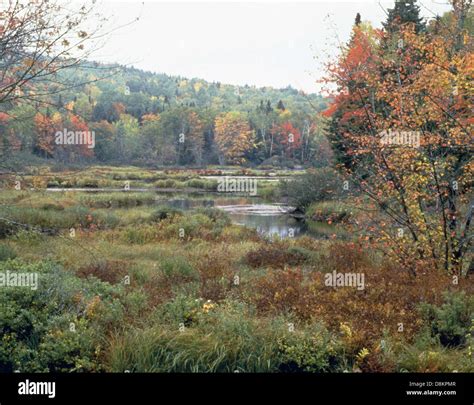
[186,111,205,166]
[270,121,302,159]
[214,112,254,165]
[0,0,107,106]
[324,3,473,274]
[33,112,62,158]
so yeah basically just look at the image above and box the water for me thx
[47,188,333,239]
[156,195,323,239]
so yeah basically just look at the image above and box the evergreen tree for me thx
[265,100,273,114]
[383,0,425,33]
[355,12,361,26]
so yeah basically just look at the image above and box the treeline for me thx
[0,63,330,167]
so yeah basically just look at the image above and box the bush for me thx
[76,260,129,284]
[420,291,474,347]
[245,243,309,269]
[277,323,343,372]
[0,244,16,261]
[123,224,160,244]
[155,213,221,241]
[194,207,230,226]
[160,257,200,283]
[185,178,218,190]
[279,168,343,210]
[154,179,179,188]
[0,259,124,372]
[0,219,17,239]
[150,206,183,222]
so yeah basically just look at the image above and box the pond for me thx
[155,194,333,239]
[46,188,336,239]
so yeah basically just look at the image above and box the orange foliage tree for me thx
[270,121,302,159]
[324,5,473,275]
[214,111,254,164]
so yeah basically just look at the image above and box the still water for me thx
[157,195,328,239]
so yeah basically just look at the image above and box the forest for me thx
[0,62,328,168]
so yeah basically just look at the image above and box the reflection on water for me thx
[157,196,325,239]
[229,213,308,239]
[46,188,336,239]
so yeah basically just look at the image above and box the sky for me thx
[89,0,453,93]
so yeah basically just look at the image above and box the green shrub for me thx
[156,293,203,326]
[154,179,179,188]
[186,178,218,191]
[277,323,343,372]
[40,203,65,211]
[0,219,17,239]
[245,243,309,268]
[150,206,183,222]
[279,168,344,210]
[194,207,230,226]
[0,259,125,372]
[0,244,16,261]
[160,257,200,283]
[420,291,474,347]
[123,224,160,244]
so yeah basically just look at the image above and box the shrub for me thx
[0,218,19,239]
[156,213,219,241]
[150,206,183,222]
[123,224,160,244]
[0,244,16,261]
[279,168,343,210]
[306,201,352,224]
[185,178,218,190]
[420,291,474,347]
[194,207,230,226]
[277,323,343,372]
[76,260,129,284]
[40,203,65,211]
[160,257,200,283]
[154,179,179,188]
[0,259,124,372]
[156,293,203,326]
[0,206,119,232]
[245,243,309,269]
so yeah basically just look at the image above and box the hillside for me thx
[0,62,328,168]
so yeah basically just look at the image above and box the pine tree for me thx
[355,12,361,26]
[383,0,425,33]
[265,100,273,114]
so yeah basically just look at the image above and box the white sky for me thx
[89,1,453,93]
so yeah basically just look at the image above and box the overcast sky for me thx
[90,1,453,93]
